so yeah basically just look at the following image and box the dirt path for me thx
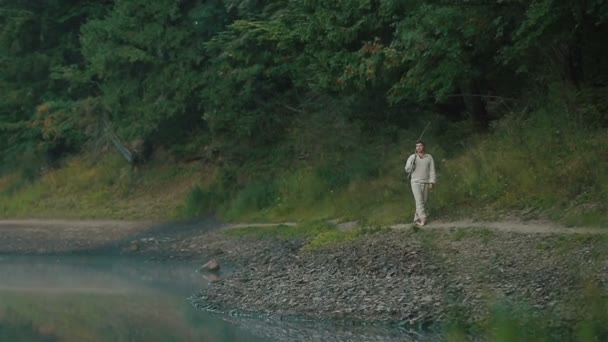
[226,219,607,234]
[0,218,605,255]
[389,220,607,234]
[223,222,297,229]
[0,219,155,254]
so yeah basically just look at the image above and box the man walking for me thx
[404,141,436,226]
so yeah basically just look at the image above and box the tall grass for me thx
[443,281,608,341]
[216,147,414,224]
[0,154,200,219]
[179,100,607,227]
[432,105,608,225]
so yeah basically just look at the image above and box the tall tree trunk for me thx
[459,79,489,132]
[98,112,134,164]
[566,32,583,88]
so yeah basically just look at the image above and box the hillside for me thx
[1,1,606,225]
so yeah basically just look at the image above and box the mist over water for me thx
[0,256,268,342]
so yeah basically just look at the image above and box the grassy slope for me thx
[0,155,202,220]
[0,102,606,227]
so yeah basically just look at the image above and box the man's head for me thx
[415,141,425,154]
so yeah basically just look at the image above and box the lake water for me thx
[0,256,423,342]
[0,256,271,342]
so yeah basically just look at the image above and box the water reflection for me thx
[0,256,267,342]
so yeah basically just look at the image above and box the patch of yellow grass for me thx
[0,154,202,219]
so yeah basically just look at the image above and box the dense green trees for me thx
[80,0,227,148]
[1,0,607,170]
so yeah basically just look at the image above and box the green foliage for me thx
[429,97,608,225]
[390,4,490,102]
[304,229,362,251]
[225,181,278,218]
[2,0,608,166]
[450,228,496,243]
[0,0,607,228]
[224,221,335,240]
[500,0,608,79]
[200,9,297,155]
[573,282,608,341]
[182,185,214,217]
[304,226,388,251]
[485,303,554,342]
[0,0,106,169]
[224,220,387,250]
[0,154,199,219]
[316,152,379,190]
[79,0,224,146]
[443,282,608,341]
[181,178,234,218]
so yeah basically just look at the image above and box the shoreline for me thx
[186,226,608,333]
[1,219,608,336]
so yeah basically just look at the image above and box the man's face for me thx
[415,143,425,153]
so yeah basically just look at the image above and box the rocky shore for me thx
[182,228,608,331]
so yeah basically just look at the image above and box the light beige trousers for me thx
[411,182,429,222]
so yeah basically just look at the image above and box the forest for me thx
[1,0,607,223]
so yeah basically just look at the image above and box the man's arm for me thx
[404,154,415,173]
[429,155,436,184]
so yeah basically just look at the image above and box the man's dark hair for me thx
[416,140,425,147]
